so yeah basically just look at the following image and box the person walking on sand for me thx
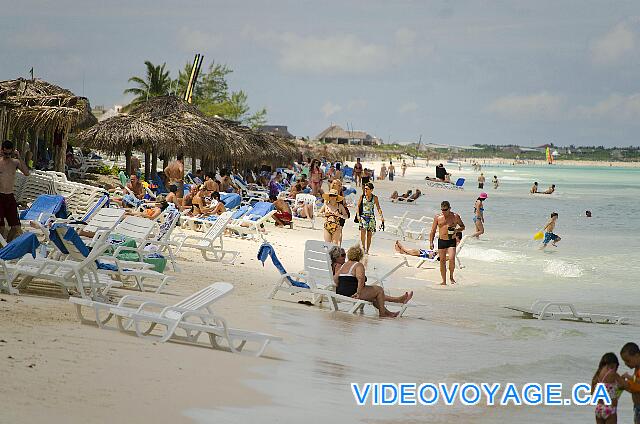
[429,201,465,285]
[319,189,348,245]
[354,158,363,186]
[356,182,384,254]
[539,212,561,249]
[0,140,30,242]
[471,192,488,238]
[620,342,640,424]
[164,154,185,208]
[401,160,407,177]
[478,173,485,189]
[388,161,395,181]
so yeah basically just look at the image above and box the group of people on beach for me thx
[592,342,640,424]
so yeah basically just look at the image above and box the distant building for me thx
[314,125,381,145]
[258,125,295,139]
[93,104,122,122]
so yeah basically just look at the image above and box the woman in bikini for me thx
[335,245,413,318]
[471,192,487,238]
[319,189,348,245]
[592,352,627,424]
[310,160,324,196]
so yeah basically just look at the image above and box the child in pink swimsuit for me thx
[592,352,627,423]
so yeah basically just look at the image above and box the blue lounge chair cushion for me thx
[231,205,250,220]
[245,202,275,221]
[0,232,40,260]
[455,178,465,187]
[220,193,241,209]
[20,194,68,223]
[257,242,309,289]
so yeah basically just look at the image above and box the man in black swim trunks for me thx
[429,200,465,285]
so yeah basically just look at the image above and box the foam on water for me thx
[458,245,526,262]
[542,259,584,278]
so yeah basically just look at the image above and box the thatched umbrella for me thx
[0,78,97,171]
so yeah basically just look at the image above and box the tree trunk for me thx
[191,156,197,173]
[54,133,66,172]
[151,146,158,178]
[144,151,151,180]
[162,156,169,171]
[125,144,132,175]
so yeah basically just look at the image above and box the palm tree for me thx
[122,61,172,111]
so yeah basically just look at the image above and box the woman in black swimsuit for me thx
[334,245,413,318]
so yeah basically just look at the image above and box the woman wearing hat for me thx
[471,192,488,238]
[319,189,348,245]
[356,182,384,254]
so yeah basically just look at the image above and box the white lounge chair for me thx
[14,231,122,298]
[383,212,409,238]
[291,193,318,229]
[227,202,276,240]
[77,207,125,236]
[70,282,281,356]
[171,212,239,263]
[49,224,174,294]
[505,300,628,324]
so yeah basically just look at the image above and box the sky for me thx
[2,0,640,147]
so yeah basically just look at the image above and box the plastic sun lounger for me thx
[291,193,318,229]
[0,233,41,294]
[171,212,239,263]
[14,231,122,298]
[504,300,628,324]
[425,177,465,190]
[49,224,174,294]
[70,282,281,356]
[227,202,276,240]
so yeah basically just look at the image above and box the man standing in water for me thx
[540,212,561,249]
[478,173,485,189]
[429,201,465,285]
[0,140,30,242]
[354,158,363,187]
[164,154,184,208]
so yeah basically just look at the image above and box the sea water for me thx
[187,163,640,423]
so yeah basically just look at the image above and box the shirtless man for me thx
[429,200,465,285]
[0,140,30,241]
[204,172,219,192]
[164,154,184,208]
[478,173,485,189]
[354,158,363,187]
[540,212,561,249]
[270,195,293,228]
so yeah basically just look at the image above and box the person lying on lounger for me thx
[394,231,463,260]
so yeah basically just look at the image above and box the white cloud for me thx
[574,93,640,121]
[399,101,418,114]
[322,101,342,118]
[487,92,565,120]
[590,22,635,65]
[347,99,368,112]
[176,27,222,52]
[248,27,423,75]
[8,27,66,49]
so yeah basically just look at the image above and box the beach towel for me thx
[0,232,40,260]
[257,242,309,289]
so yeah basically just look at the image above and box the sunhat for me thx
[322,189,344,202]
[479,192,488,199]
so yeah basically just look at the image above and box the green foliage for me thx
[123,61,173,111]
[176,60,267,126]
[97,165,120,176]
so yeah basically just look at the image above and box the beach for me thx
[2,160,639,423]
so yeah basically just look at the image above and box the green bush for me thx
[97,165,120,176]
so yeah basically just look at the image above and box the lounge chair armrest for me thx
[180,310,229,328]
[116,294,166,308]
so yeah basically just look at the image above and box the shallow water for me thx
[187,163,640,423]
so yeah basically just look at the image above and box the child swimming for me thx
[592,352,627,424]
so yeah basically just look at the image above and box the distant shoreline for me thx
[443,157,640,168]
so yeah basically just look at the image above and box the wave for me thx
[458,246,526,262]
[503,169,517,173]
[543,259,584,278]
[500,176,528,181]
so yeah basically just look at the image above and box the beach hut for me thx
[0,78,97,172]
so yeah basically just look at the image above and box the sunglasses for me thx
[441,208,450,211]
